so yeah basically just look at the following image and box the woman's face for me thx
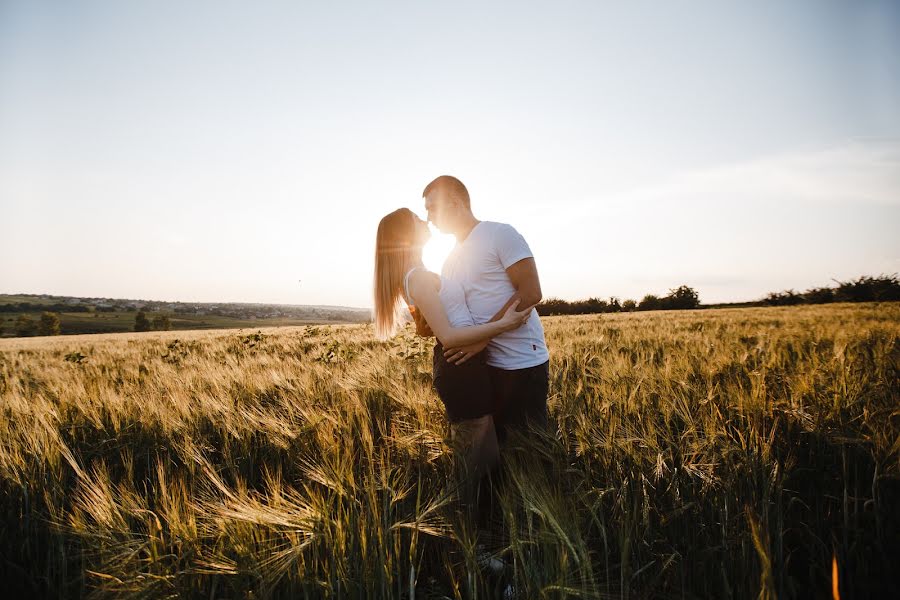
[412,213,431,248]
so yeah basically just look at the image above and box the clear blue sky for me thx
[2,1,898,306]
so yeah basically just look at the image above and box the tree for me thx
[152,315,171,331]
[622,299,637,312]
[578,297,608,314]
[134,310,151,332]
[764,290,802,306]
[38,312,61,336]
[15,315,38,337]
[638,294,661,311]
[536,298,572,316]
[834,274,900,302]
[803,286,834,304]
[666,285,700,309]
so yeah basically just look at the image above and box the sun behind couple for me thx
[372,175,551,515]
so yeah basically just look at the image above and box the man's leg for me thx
[490,361,550,445]
[477,362,551,586]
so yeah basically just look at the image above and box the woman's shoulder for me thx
[407,268,440,296]
[408,268,440,286]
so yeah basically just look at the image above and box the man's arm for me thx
[443,257,542,364]
[486,257,542,322]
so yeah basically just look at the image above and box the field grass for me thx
[0,303,897,598]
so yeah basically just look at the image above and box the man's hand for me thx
[410,306,434,337]
[443,339,489,365]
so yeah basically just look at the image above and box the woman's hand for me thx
[443,338,489,365]
[498,300,533,332]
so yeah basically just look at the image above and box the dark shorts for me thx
[432,343,494,423]
[488,360,550,443]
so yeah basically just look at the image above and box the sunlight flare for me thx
[422,227,456,273]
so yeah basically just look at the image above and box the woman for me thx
[373,208,532,483]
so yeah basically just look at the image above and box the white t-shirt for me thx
[442,221,550,370]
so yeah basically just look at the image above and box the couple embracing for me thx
[373,175,550,499]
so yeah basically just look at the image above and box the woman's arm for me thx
[407,270,530,348]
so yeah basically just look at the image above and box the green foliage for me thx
[391,329,431,361]
[151,315,171,331]
[64,351,87,364]
[161,339,189,365]
[765,273,900,306]
[315,339,357,363]
[537,296,623,316]
[38,311,61,336]
[638,293,662,310]
[665,284,700,309]
[0,301,89,313]
[638,285,701,311]
[834,274,900,302]
[14,314,37,337]
[539,286,702,315]
[241,331,265,346]
[544,274,900,315]
[134,310,151,332]
[765,289,803,306]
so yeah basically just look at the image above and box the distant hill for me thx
[0,294,371,337]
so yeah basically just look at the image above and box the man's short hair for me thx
[422,175,470,209]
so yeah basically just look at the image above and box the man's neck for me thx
[454,217,481,243]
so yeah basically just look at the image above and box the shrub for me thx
[638,294,662,311]
[38,312,61,336]
[834,274,900,302]
[665,285,700,309]
[15,315,38,337]
[152,315,171,331]
[134,311,151,332]
[803,287,834,304]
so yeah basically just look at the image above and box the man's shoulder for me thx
[482,221,530,248]
[480,220,513,231]
[477,221,519,240]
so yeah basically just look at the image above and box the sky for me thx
[1,0,898,307]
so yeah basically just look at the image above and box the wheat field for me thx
[0,303,897,599]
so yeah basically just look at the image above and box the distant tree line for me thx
[2,295,371,324]
[10,312,61,337]
[3,310,173,337]
[134,311,171,332]
[537,285,700,316]
[536,275,899,316]
[0,302,91,313]
[763,274,900,306]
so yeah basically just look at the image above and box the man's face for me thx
[424,188,454,234]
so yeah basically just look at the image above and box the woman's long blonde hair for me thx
[373,208,421,340]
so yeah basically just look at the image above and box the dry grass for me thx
[0,304,898,598]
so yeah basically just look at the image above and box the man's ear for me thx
[449,196,464,214]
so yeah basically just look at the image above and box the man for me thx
[417,175,550,444]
